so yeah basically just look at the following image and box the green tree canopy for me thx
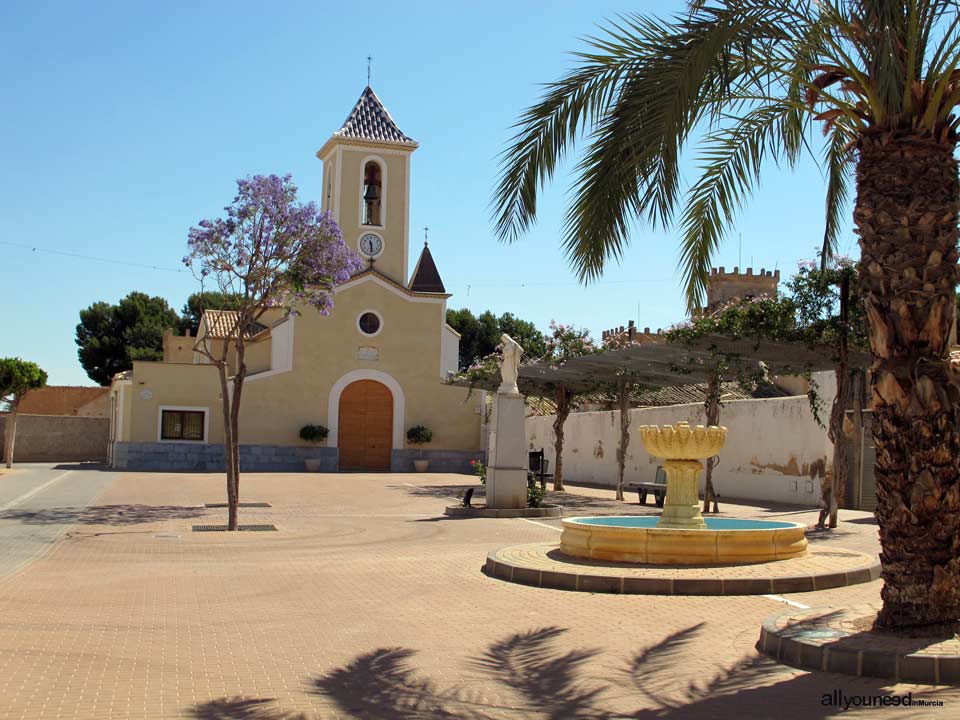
[446,308,547,370]
[0,358,47,408]
[178,291,243,336]
[75,292,179,385]
[1,358,47,466]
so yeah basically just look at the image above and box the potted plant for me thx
[406,425,433,472]
[300,424,328,472]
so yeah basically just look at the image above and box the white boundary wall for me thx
[525,381,836,507]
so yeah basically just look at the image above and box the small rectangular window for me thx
[161,410,205,441]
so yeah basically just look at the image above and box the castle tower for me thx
[316,87,418,286]
[705,266,780,314]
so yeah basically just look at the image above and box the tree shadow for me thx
[472,626,611,719]
[307,620,957,719]
[392,484,484,501]
[188,696,307,720]
[312,647,491,719]
[804,527,867,545]
[0,504,207,526]
[544,490,659,516]
[51,462,109,471]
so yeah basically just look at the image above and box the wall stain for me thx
[749,455,809,477]
[594,440,604,459]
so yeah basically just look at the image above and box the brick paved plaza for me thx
[0,465,957,719]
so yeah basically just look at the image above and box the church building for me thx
[108,87,483,472]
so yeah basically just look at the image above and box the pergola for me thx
[449,335,870,396]
[448,334,870,503]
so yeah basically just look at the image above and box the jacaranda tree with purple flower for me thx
[184,174,363,530]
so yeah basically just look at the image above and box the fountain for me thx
[560,422,808,565]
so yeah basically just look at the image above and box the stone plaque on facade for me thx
[139,389,153,400]
[356,346,379,361]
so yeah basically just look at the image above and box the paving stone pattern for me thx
[759,603,960,684]
[0,470,957,718]
[487,542,880,595]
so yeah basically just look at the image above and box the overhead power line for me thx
[1,240,187,273]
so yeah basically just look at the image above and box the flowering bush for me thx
[470,458,486,485]
[539,321,599,367]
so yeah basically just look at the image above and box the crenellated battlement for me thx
[601,320,665,344]
[710,266,779,280]
[705,266,779,313]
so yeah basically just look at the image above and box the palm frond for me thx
[490,17,661,244]
[678,101,799,310]
[821,124,854,265]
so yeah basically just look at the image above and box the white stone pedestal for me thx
[486,391,527,509]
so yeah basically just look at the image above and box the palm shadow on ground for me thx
[0,504,207,526]
[189,696,307,720]
[299,621,953,719]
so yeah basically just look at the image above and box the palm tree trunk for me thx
[855,131,960,633]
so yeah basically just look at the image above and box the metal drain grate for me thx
[203,502,272,508]
[192,524,278,532]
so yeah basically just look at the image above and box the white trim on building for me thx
[157,405,210,443]
[327,369,405,449]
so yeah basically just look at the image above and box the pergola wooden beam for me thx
[446,334,867,399]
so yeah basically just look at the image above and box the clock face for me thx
[359,233,383,257]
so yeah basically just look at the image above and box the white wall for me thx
[441,324,460,378]
[525,382,836,507]
[270,316,294,373]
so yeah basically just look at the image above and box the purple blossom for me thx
[184,174,363,315]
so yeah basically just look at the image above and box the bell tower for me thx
[316,86,418,286]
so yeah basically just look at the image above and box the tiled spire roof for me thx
[334,86,417,146]
[408,243,445,293]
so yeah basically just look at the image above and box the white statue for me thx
[499,333,522,395]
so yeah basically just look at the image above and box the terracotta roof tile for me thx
[202,311,268,339]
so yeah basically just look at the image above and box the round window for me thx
[358,312,381,335]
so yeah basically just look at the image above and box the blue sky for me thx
[1,1,852,385]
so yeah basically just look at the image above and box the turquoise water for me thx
[569,516,799,530]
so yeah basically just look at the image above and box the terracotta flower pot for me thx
[413,459,430,473]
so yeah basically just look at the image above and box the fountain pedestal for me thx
[638,421,727,530]
[659,459,707,529]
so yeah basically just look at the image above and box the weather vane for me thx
[367,55,372,86]
[423,226,429,246]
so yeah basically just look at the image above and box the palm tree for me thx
[493,0,960,633]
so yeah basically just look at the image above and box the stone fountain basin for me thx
[560,516,808,565]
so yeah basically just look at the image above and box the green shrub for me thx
[406,425,433,444]
[527,477,546,508]
[299,424,329,442]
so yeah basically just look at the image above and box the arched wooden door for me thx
[338,380,393,470]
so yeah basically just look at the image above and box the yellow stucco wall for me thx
[163,332,196,364]
[123,279,480,452]
[334,145,410,286]
[127,363,224,443]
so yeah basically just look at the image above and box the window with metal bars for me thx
[160,410,205,441]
